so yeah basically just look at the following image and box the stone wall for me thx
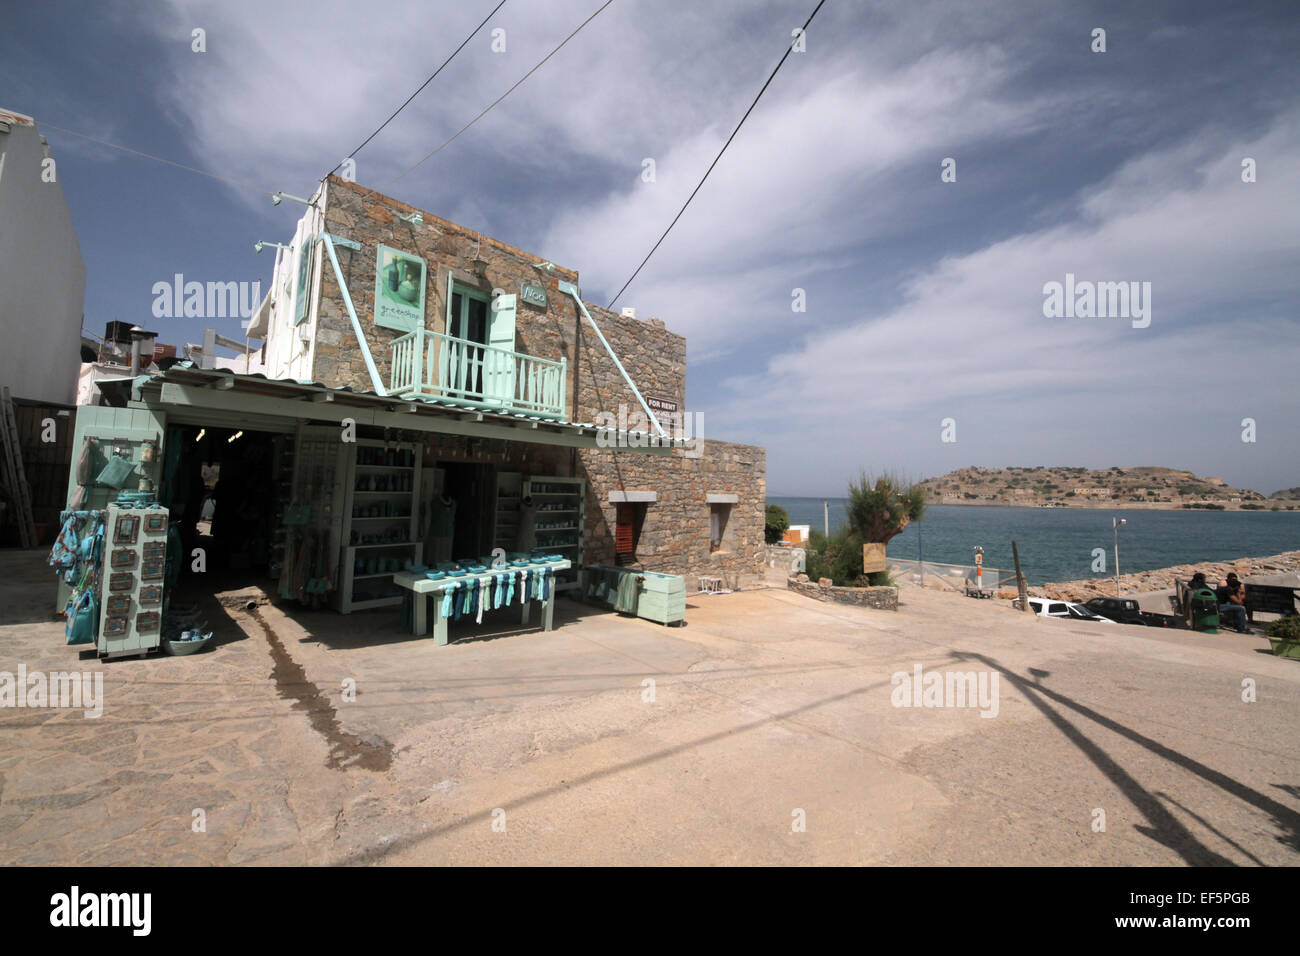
[313,176,687,420]
[788,574,899,611]
[766,545,806,575]
[578,439,767,590]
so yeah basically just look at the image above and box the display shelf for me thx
[337,439,422,613]
[522,475,585,593]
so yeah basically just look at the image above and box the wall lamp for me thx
[533,261,557,272]
[254,241,291,253]
[227,430,244,444]
[271,192,314,207]
[399,211,423,226]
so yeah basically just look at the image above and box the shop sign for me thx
[374,244,427,331]
[521,282,548,308]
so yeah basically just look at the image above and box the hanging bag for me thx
[65,581,98,645]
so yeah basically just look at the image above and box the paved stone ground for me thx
[2,550,1297,865]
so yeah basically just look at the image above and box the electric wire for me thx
[603,0,826,311]
[321,0,509,182]
[384,0,616,187]
[36,123,274,196]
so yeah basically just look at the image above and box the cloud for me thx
[718,110,1300,492]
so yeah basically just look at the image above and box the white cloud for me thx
[718,111,1300,492]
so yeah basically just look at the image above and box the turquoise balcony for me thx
[388,327,567,420]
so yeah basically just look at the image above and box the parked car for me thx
[1083,596,1145,625]
[1012,597,1117,623]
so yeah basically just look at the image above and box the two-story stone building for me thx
[230,176,767,599]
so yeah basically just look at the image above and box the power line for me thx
[604,0,827,311]
[322,0,509,183]
[385,0,616,187]
[37,123,274,196]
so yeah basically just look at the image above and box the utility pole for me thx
[918,518,924,586]
[1113,516,1126,597]
[1013,540,1029,612]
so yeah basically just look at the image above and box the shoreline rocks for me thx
[1030,550,1300,603]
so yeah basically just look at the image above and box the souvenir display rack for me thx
[522,475,585,593]
[338,438,423,612]
[99,501,169,659]
[279,428,339,608]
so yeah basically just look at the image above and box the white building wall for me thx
[260,182,326,382]
[0,109,86,405]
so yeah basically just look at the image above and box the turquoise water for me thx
[769,498,1300,585]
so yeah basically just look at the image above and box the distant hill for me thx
[1271,487,1300,499]
[916,466,1287,511]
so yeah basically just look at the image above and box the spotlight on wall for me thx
[254,241,291,254]
[195,428,206,442]
[399,211,423,226]
[227,430,244,444]
[271,192,313,207]
[532,261,556,273]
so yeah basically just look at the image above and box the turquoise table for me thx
[393,560,572,645]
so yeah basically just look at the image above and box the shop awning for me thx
[95,366,681,454]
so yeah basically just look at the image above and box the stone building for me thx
[248,176,765,589]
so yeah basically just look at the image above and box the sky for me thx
[3,0,1298,497]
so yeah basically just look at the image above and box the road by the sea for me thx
[768,498,1300,585]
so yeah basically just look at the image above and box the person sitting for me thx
[1219,573,1253,624]
[1215,573,1250,633]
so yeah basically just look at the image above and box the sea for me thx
[768,498,1300,586]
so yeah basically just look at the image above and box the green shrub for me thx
[1266,616,1300,641]
[764,503,790,544]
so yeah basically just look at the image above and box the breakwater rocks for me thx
[1029,550,1300,603]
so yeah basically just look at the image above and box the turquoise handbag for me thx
[66,588,98,645]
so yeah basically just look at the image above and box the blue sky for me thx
[3,0,1298,496]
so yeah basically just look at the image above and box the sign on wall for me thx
[520,282,548,308]
[373,244,427,331]
[646,396,679,415]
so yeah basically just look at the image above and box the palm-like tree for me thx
[846,473,926,545]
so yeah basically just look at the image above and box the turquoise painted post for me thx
[558,356,567,418]
[411,327,425,397]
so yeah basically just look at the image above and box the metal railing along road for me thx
[887,558,1014,591]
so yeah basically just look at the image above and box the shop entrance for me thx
[166,424,287,586]
[438,461,495,560]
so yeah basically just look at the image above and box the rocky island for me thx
[917,465,1299,511]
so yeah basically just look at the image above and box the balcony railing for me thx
[389,327,567,419]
